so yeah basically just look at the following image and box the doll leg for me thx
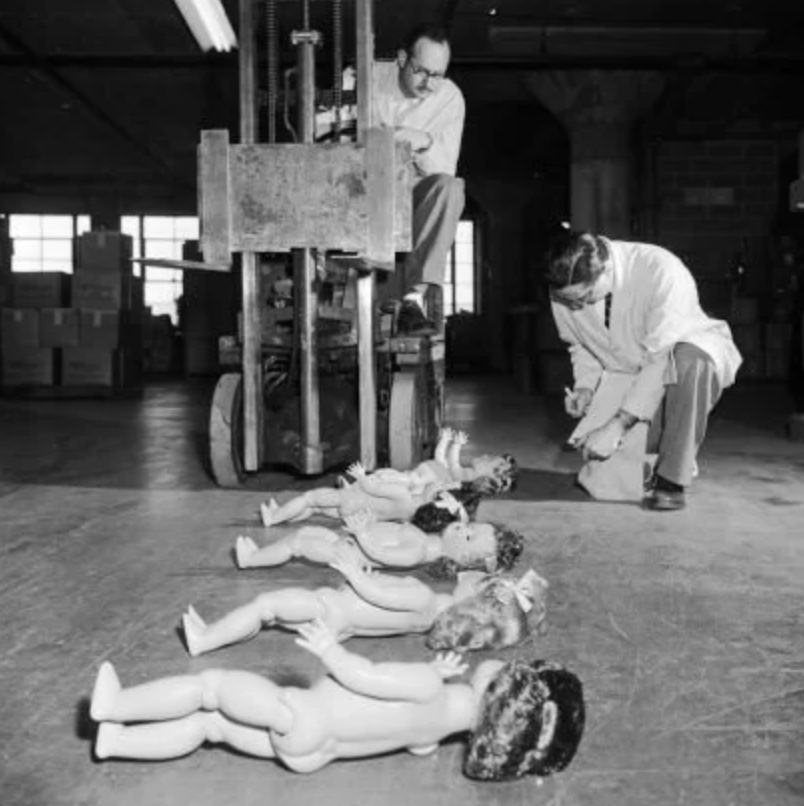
[91,662,294,731]
[236,526,345,569]
[261,489,343,526]
[183,588,326,656]
[95,711,275,761]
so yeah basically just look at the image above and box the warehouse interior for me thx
[1,1,803,805]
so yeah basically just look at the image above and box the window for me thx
[443,219,476,316]
[8,214,91,273]
[122,215,199,324]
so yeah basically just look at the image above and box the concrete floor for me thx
[1,374,803,806]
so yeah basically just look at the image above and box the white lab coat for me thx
[552,238,743,442]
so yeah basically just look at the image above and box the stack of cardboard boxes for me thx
[0,231,143,394]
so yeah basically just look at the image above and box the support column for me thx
[523,70,663,236]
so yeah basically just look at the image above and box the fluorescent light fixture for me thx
[173,0,237,52]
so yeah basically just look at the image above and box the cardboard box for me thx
[39,308,79,348]
[78,309,120,349]
[72,270,131,310]
[78,231,133,271]
[61,347,114,386]
[12,272,71,308]
[1,346,56,387]
[1,308,39,347]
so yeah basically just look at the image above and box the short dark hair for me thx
[402,23,451,55]
[464,660,585,781]
[544,230,609,289]
[410,483,482,534]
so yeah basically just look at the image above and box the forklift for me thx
[198,0,445,486]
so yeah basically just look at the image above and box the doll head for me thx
[426,569,548,652]
[411,489,471,534]
[464,659,585,781]
[425,522,524,580]
[468,453,519,495]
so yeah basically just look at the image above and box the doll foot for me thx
[182,607,208,657]
[95,721,124,759]
[235,535,259,568]
[90,661,121,722]
[260,499,279,527]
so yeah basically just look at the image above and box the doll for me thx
[238,508,524,579]
[91,619,585,781]
[259,466,447,527]
[338,427,518,498]
[403,426,519,495]
[259,429,518,529]
[182,549,547,656]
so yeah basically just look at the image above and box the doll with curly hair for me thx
[181,551,547,657]
[91,619,584,781]
[237,508,523,580]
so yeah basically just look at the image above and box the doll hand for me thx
[330,546,370,577]
[334,538,372,570]
[438,426,454,442]
[453,430,469,446]
[346,461,366,480]
[296,618,338,657]
[342,509,374,534]
[431,652,469,679]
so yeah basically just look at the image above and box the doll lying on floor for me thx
[240,508,524,580]
[182,547,548,656]
[91,619,585,781]
[340,427,519,496]
[258,428,517,529]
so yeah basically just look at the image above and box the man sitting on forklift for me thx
[373,23,466,335]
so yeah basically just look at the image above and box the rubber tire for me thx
[209,372,246,487]
[388,369,425,470]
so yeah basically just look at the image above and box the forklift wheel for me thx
[388,369,426,470]
[209,372,246,487]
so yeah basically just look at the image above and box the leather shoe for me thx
[396,299,437,336]
[643,488,686,511]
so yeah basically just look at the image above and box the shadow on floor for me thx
[495,467,590,503]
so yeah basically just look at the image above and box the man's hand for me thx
[564,387,594,419]
[578,417,627,462]
[394,126,432,153]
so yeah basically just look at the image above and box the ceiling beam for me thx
[2,51,804,74]
[0,23,195,192]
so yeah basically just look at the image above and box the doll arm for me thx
[331,553,436,611]
[297,620,465,702]
[351,529,428,568]
[433,427,453,466]
[444,430,470,481]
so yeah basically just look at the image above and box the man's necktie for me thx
[604,293,612,329]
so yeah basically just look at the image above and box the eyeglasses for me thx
[408,57,446,83]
